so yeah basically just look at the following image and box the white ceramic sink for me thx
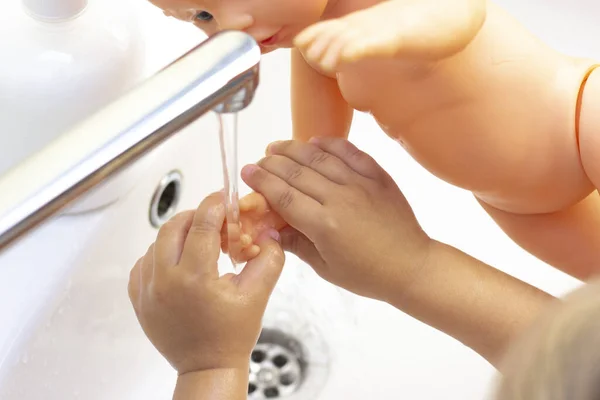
[0,1,598,398]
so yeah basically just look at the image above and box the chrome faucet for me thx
[0,30,261,251]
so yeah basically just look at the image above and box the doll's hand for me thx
[241,138,432,301]
[221,192,288,263]
[128,192,284,374]
[294,0,486,73]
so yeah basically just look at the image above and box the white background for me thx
[0,0,599,399]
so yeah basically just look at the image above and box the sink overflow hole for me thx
[149,170,183,228]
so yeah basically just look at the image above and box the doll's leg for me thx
[294,0,485,73]
[471,63,600,281]
[494,66,600,279]
[477,193,600,281]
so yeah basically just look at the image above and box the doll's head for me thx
[494,279,600,400]
[148,0,335,52]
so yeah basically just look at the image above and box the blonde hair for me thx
[494,278,600,400]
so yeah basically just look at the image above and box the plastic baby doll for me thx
[128,192,284,399]
[148,0,600,280]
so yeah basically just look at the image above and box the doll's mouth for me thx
[260,31,281,47]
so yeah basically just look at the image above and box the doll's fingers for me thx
[293,20,331,48]
[239,192,269,213]
[304,23,346,70]
[320,33,350,72]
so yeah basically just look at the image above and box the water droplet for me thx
[21,354,29,364]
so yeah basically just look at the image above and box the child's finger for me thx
[309,137,389,181]
[229,244,260,264]
[241,164,323,238]
[236,230,284,298]
[179,192,225,275]
[266,140,352,184]
[128,257,144,308]
[154,210,195,271]
[257,154,333,203]
[142,244,155,286]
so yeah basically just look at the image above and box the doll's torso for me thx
[332,2,595,214]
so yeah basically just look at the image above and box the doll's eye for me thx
[195,11,214,22]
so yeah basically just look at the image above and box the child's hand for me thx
[241,138,431,301]
[128,192,285,375]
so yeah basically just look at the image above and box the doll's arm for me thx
[477,192,600,281]
[230,51,350,261]
[294,0,486,72]
[226,51,346,261]
[290,49,353,142]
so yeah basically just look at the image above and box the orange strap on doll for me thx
[575,63,600,142]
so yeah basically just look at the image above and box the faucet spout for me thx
[0,30,261,252]
[214,75,259,114]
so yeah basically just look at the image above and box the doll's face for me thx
[149,0,332,53]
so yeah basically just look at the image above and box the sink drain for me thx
[149,170,182,228]
[249,329,305,399]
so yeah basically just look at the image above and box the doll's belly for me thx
[336,34,594,214]
[370,103,594,215]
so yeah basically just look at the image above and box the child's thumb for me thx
[237,229,285,298]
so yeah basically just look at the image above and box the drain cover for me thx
[248,329,304,399]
